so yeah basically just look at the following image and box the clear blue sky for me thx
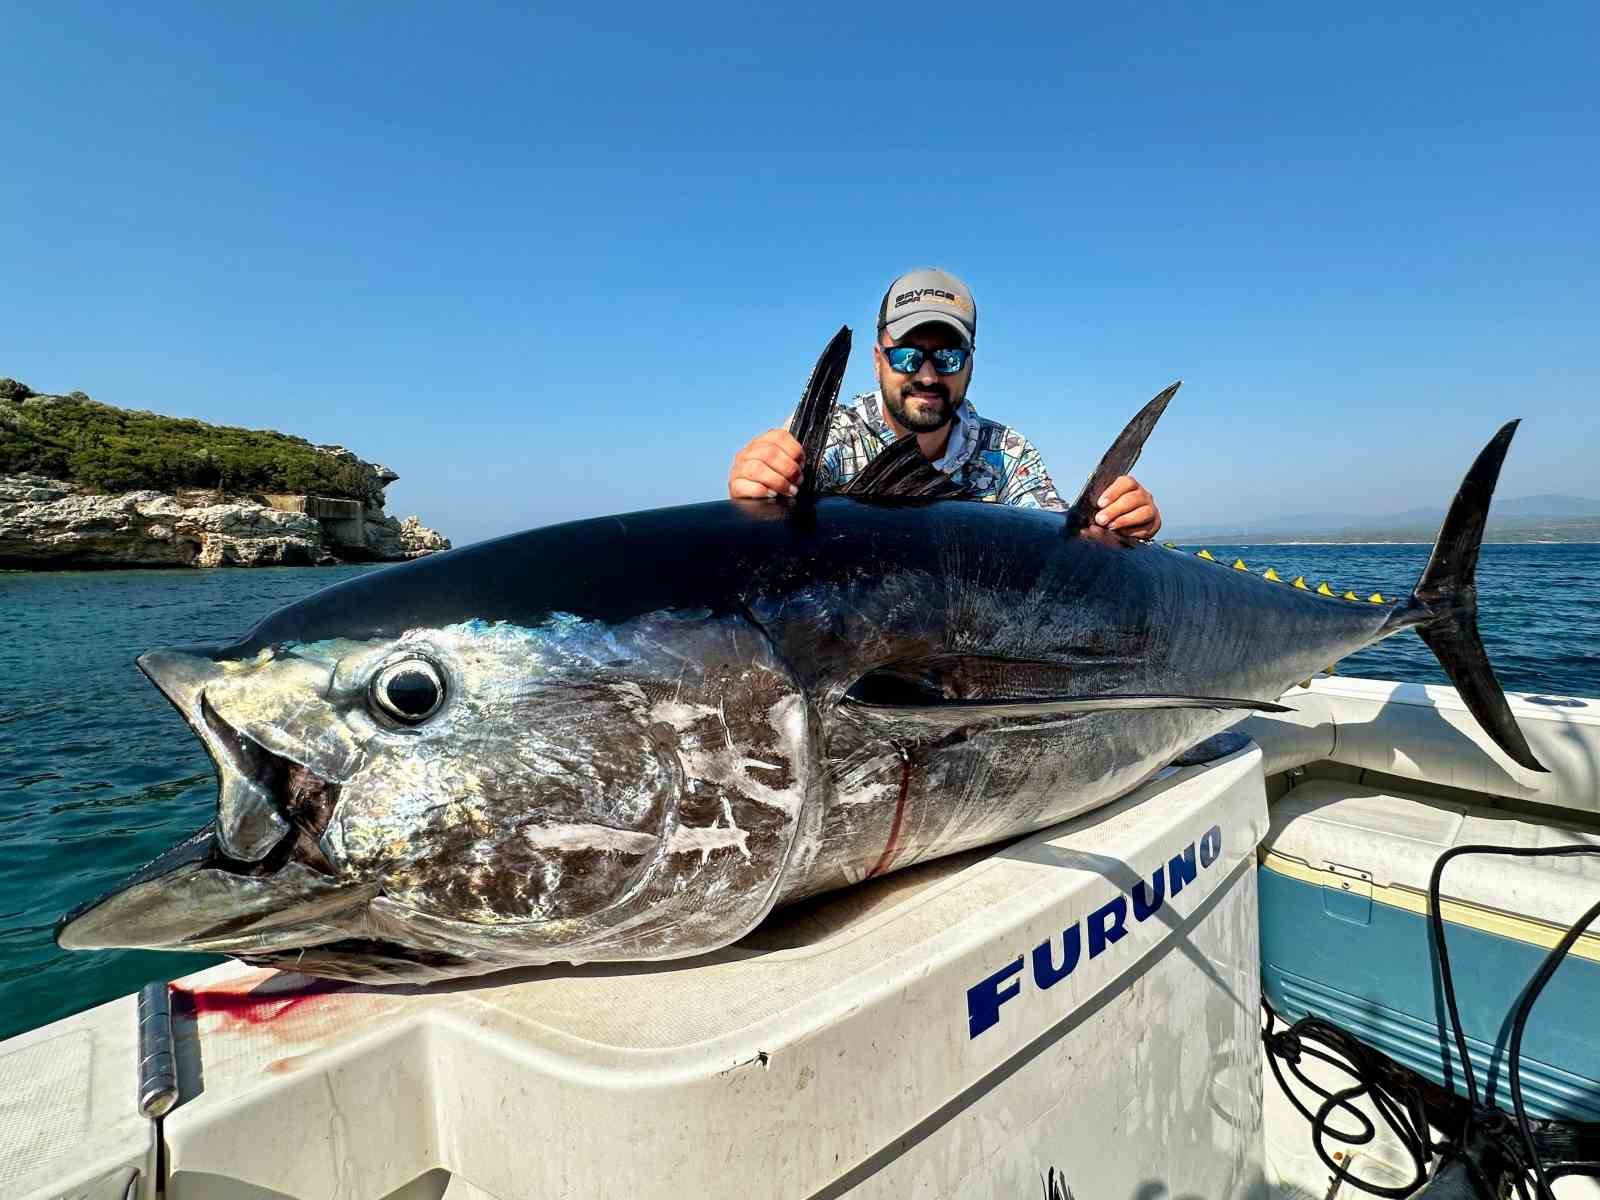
[4,2,1595,544]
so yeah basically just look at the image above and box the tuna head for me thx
[58,610,814,981]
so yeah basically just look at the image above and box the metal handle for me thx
[136,981,178,1119]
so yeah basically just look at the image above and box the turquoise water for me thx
[4,545,1598,1039]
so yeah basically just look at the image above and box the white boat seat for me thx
[1238,676,1600,820]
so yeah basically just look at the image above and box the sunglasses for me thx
[880,344,971,376]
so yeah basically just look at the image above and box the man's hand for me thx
[729,429,803,500]
[1095,475,1162,539]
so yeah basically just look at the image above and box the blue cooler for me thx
[1259,780,1600,1121]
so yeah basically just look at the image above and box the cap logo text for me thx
[894,288,970,313]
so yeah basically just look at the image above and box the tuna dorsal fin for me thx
[840,436,968,500]
[788,325,852,502]
[1064,381,1181,532]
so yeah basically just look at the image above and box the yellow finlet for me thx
[1196,549,1215,561]
[1292,575,1309,590]
[1232,558,1249,571]
[1316,581,1335,596]
[1162,541,1178,550]
[1368,592,1386,604]
[1343,591,1359,601]
[1262,567,1282,582]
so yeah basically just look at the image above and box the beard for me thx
[884,381,955,433]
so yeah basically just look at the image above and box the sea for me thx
[3,544,1598,1040]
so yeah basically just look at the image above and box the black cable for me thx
[1263,994,1559,1198]
[1263,841,1600,1196]
[1262,997,1438,1195]
[1506,891,1600,1198]
[1427,842,1600,1198]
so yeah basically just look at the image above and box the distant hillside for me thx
[1384,494,1600,528]
[1167,494,1600,544]
[0,377,372,499]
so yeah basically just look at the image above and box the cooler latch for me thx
[1324,862,1373,897]
[1320,862,1374,925]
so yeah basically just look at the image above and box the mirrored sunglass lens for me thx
[931,349,967,373]
[885,347,924,372]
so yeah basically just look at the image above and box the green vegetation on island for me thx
[0,377,371,499]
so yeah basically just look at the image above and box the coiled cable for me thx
[1262,841,1600,1197]
[1262,998,1441,1195]
[1430,843,1600,1199]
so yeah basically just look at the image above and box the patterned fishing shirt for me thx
[807,391,1066,511]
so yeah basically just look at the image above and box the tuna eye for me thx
[370,659,445,724]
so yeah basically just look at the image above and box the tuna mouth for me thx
[135,647,344,867]
[55,823,378,953]
[58,646,364,955]
[197,693,341,871]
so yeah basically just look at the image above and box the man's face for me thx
[874,322,973,434]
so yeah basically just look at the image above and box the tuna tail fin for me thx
[789,325,852,502]
[1383,420,1546,772]
[1065,381,1181,534]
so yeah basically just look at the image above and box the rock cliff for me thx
[0,472,451,568]
[0,385,451,569]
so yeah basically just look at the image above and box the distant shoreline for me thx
[1167,540,1600,547]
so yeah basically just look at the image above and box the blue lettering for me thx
[1132,866,1166,921]
[1031,924,1082,989]
[1168,843,1198,896]
[967,957,1024,1038]
[1087,896,1128,957]
[961,831,1227,1038]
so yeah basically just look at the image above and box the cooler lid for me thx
[1263,779,1600,932]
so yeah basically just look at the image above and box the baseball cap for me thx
[877,267,977,348]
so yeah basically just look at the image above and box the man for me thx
[727,268,1161,538]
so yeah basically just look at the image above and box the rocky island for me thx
[0,378,450,568]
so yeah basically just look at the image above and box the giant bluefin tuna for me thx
[57,329,1544,982]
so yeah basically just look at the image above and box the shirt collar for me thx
[866,389,980,473]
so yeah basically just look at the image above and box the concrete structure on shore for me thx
[263,494,372,554]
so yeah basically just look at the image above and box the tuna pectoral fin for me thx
[1382,419,1546,773]
[842,692,1290,729]
[1064,381,1181,534]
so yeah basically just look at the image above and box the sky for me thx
[3,2,1596,546]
